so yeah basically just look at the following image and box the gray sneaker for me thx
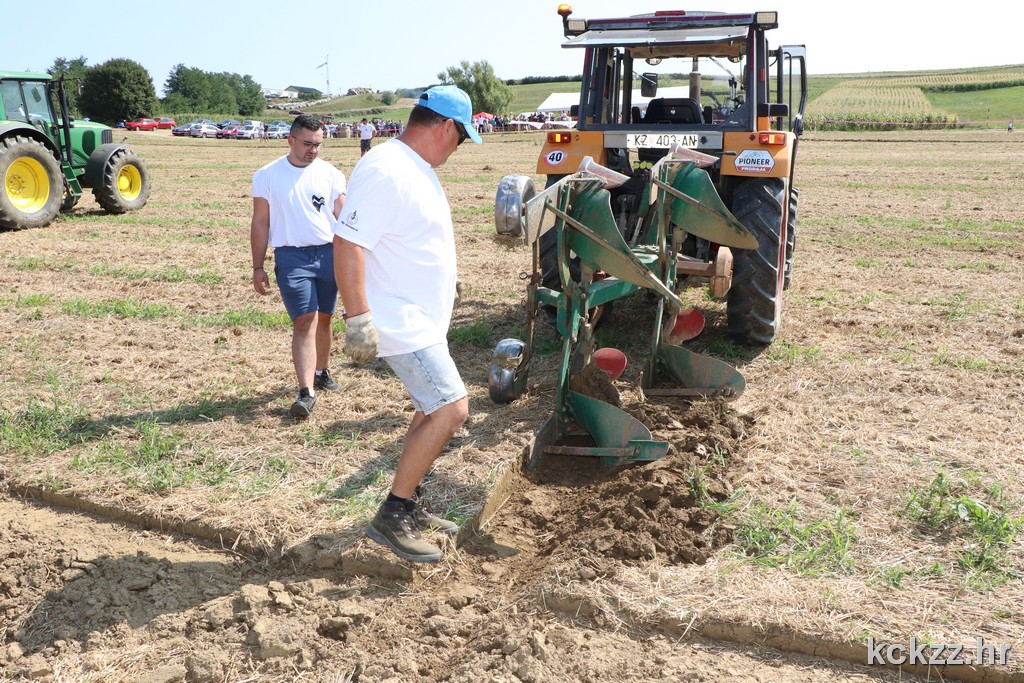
[314,368,339,391]
[290,388,316,418]
[411,490,458,535]
[366,500,442,563]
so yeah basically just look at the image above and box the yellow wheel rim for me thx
[5,157,50,214]
[117,163,143,201]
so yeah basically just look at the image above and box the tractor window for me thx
[23,82,52,125]
[1,81,28,122]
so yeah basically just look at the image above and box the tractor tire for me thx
[727,177,786,345]
[539,174,574,291]
[0,136,63,230]
[92,148,151,214]
[784,186,798,291]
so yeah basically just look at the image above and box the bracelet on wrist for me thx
[253,266,264,270]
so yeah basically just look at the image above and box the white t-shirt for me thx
[335,140,457,356]
[358,123,375,140]
[252,156,346,247]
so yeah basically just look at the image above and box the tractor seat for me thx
[643,98,703,125]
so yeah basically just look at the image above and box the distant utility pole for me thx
[317,56,330,96]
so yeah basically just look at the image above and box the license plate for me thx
[625,133,700,149]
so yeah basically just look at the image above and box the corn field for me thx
[805,83,958,131]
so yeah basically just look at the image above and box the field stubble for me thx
[0,128,1022,681]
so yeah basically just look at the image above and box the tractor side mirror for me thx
[569,104,579,118]
[640,73,658,98]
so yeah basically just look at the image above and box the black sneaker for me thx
[412,487,459,535]
[290,388,316,418]
[366,500,442,563]
[314,368,339,391]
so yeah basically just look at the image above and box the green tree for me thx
[437,60,513,115]
[79,58,158,124]
[379,91,397,106]
[165,64,212,111]
[46,56,89,117]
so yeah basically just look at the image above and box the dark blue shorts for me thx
[273,243,338,320]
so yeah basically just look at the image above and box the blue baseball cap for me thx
[417,85,483,144]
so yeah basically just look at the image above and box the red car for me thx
[155,117,177,129]
[125,118,158,131]
[216,123,242,139]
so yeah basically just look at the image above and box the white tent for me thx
[536,86,693,114]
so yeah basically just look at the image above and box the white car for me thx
[236,124,262,139]
[266,126,289,139]
[190,123,220,138]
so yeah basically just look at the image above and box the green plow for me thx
[490,152,756,467]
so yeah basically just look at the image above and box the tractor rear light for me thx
[759,132,786,146]
[754,11,778,29]
[547,131,572,144]
[566,18,587,32]
[653,10,686,16]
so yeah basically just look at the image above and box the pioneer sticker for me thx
[735,149,775,174]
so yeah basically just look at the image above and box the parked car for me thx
[125,117,158,131]
[216,124,242,139]
[171,123,195,136]
[190,123,221,138]
[266,125,289,139]
[155,117,177,129]
[216,119,240,129]
[235,124,261,139]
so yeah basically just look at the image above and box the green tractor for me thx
[0,71,151,229]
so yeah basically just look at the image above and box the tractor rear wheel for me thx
[784,186,798,290]
[0,136,62,229]
[92,148,151,214]
[727,178,786,345]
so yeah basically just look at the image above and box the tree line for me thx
[45,56,540,125]
[47,57,265,124]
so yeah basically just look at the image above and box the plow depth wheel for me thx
[0,136,62,229]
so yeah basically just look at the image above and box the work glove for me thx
[344,312,379,362]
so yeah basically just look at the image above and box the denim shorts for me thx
[384,343,468,415]
[274,243,337,320]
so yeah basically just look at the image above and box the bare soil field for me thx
[1,128,1022,682]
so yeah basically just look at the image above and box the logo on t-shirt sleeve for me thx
[311,194,325,212]
[343,210,358,230]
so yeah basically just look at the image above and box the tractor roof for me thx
[0,71,52,81]
[561,11,778,60]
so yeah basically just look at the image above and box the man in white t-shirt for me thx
[357,118,376,157]
[334,85,482,563]
[251,114,347,418]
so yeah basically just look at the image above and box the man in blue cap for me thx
[333,85,481,563]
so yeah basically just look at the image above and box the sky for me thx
[8,1,1023,97]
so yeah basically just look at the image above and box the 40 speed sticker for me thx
[545,150,567,165]
[735,149,775,174]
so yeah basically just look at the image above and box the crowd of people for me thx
[249,86,482,565]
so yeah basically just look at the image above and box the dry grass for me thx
[2,127,1024,672]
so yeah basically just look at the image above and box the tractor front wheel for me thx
[92,148,151,214]
[0,136,62,229]
[727,177,787,345]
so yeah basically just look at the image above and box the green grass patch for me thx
[765,340,822,365]
[89,263,224,285]
[732,499,857,575]
[62,298,176,320]
[0,395,96,456]
[69,418,239,492]
[931,350,1001,372]
[928,291,986,320]
[903,470,1023,585]
[14,294,52,308]
[188,305,292,330]
[449,322,494,348]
